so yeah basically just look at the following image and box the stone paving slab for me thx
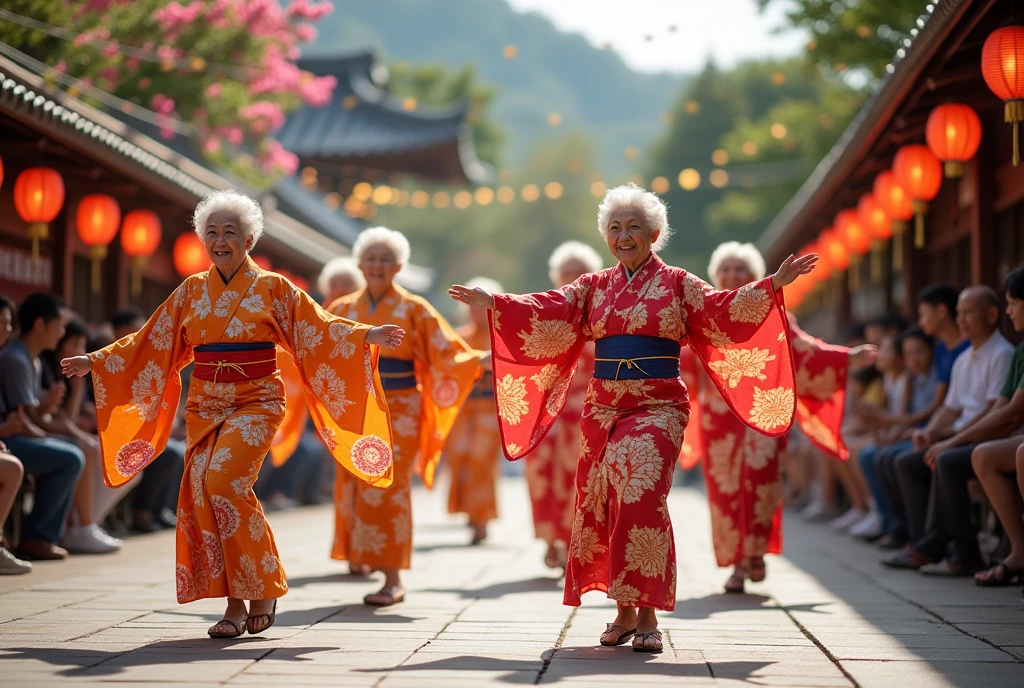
[1,476,1022,686]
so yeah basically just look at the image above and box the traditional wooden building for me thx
[279,52,492,188]
[758,0,1024,336]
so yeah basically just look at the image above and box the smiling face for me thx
[204,210,251,278]
[359,243,402,294]
[902,335,933,376]
[715,257,755,291]
[605,207,659,270]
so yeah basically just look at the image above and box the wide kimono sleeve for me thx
[409,298,485,488]
[269,346,307,467]
[683,273,797,438]
[789,315,851,459]
[487,276,591,460]
[276,282,394,487]
[88,281,194,487]
[678,347,704,469]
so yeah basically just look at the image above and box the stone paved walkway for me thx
[2,476,1022,686]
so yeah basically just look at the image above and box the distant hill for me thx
[306,0,689,174]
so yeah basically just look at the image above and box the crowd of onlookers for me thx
[785,268,1024,590]
[0,292,334,576]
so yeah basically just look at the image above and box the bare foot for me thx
[600,603,638,644]
[246,598,277,634]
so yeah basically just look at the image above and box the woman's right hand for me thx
[61,355,92,378]
[448,284,495,310]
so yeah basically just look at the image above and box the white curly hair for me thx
[317,256,365,296]
[465,276,503,295]
[193,190,264,247]
[352,226,411,266]
[548,241,603,285]
[706,241,766,289]
[597,183,672,252]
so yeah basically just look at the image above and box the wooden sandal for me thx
[600,623,637,646]
[208,618,245,639]
[632,629,663,653]
[246,600,277,635]
[364,585,405,607]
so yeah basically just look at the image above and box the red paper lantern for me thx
[820,227,849,272]
[893,144,942,249]
[252,255,272,270]
[926,104,982,178]
[873,171,914,269]
[173,232,212,278]
[981,26,1024,166]
[835,209,871,256]
[14,167,65,260]
[121,210,162,296]
[76,194,122,294]
[857,194,891,281]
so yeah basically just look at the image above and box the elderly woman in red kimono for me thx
[62,190,404,639]
[683,242,874,594]
[526,241,603,570]
[329,227,486,607]
[450,184,817,653]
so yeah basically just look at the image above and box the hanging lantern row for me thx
[13,167,65,261]
[76,194,121,294]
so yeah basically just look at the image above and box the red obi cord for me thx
[192,348,278,383]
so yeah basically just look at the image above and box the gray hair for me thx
[193,190,264,247]
[317,256,365,295]
[352,226,411,266]
[707,241,766,288]
[596,183,672,252]
[466,276,503,295]
[548,241,603,283]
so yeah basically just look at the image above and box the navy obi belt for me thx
[193,342,276,383]
[378,357,417,391]
[593,336,681,380]
[470,371,495,398]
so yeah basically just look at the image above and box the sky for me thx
[504,0,808,74]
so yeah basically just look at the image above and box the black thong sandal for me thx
[632,629,663,653]
[975,562,1023,587]
[600,623,637,646]
[246,600,277,635]
[208,618,245,639]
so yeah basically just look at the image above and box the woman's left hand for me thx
[849,344,878,369]
[771,253,818,291]
[367,325,405,349]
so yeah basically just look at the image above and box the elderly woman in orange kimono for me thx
[329,227,485,606]
[451,184,817,653]
[444,277,504,545]
[526,241,603,570]
[62,191,404,639]
[685,242,875,593]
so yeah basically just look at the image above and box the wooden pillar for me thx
[901,228,923,318]
[54,197,75,306]
[969,130,995,288]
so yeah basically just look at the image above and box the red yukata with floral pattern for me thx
[488,253,797,611]
[525,343,594,546]
[684,315,850,568]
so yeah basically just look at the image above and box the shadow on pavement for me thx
[670,592,834,620]
[424,576,562,599]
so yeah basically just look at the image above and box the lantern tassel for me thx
[1007,101,1024,168]
[27,222,48,263]
[871,240,883,281]
[912,200,928,250]
[131,256,146,297]
[87,246,107,294]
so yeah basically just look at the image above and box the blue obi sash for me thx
[469,371,494,399]
[593,336,681,380]
[378,357,417,391]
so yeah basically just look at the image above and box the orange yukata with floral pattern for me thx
[445,324,502,524]
[489,253,797,611]
[684,314,849,568]
[88,256,393,604]
[525,343,594,546]
[269,348,306,466]
[329,284,482,569]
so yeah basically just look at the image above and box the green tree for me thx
[0,0,337,187]
[759,0,928,80]
[386,61,504,168]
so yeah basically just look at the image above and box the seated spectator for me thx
[0,295,13,347]
[39,320,124,553]
[864,313,909,348]
[857,328,938,541]
[884,285,1015,575]
[0,294,86,560]
[875,285,968,550]
[971,267,1024,586]
[0,438,31,574]
[110,308,144,340]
